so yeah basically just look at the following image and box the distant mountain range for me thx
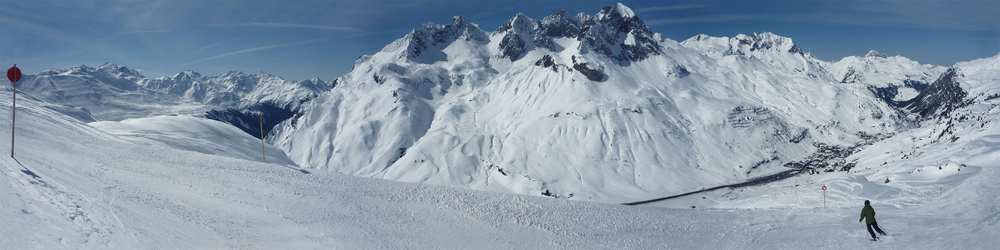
[16,63,331,138]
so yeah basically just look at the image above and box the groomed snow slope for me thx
[3,55,1000,248]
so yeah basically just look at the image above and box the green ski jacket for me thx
[860,204,876,224]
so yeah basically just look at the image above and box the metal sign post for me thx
[822,185,827,209]
[259,112,266,163]
[7,64,21,158]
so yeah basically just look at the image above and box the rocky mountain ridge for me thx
[266,3,982,202]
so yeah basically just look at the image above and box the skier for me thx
[859,200,887,241]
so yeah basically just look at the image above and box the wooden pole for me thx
[259,112,265,163]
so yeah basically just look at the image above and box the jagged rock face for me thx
[384,3,662,67]
[571,55,604,81]
[431,16,490,46]
[577,3,660,62]
[900,68,969,118]
[536,10,581,50]
[386,16,490,62]
[534,54,557,72]
[727,32,803,56]
[494,11,585,61]
[491,6,667,63]
[496,13,536,61]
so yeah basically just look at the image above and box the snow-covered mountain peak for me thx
[494,13,542,61]
[680,32,804,60]
[439,16,486,40]
[579,3,660,62]
[865,50,890,59]
[38,64,144,91]
[293,77,332,92]
[38,64,141,80]
[170,70,203,81]
[597,2,636,19]
[825,50,946,102]
[377,3,661,65]
[538,10,581,38]
[495,13,536,34]
[953,52,1000,72]
[221,70,245,76]
[97,62,145,80]
[737,32,803,54]
[380,15,490,64]
[74,64,96,72]
[542,10,577,24]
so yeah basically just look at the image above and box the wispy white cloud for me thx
[194,37,250,55]
[241,23,357,32]
[343,29,412,39]
[107,29,173,35]
[820,0,1000,31]
[182,38,329,66]
[645,15,763,25]
[635,5,705,13]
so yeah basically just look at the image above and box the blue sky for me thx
[1,0,998,81]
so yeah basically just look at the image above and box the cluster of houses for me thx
[784,142,857,174]
[783,132,894,174]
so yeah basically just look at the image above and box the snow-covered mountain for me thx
[268,3,948,203]
[824,50,947,104]
[16,63,331,137]
[9,2,993,205]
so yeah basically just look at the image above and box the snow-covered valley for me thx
[3,2,1000,249]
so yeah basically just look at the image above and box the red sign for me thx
[822,185,827,191]
[7,64,20,83]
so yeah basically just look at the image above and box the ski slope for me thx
[3,60,999,249]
